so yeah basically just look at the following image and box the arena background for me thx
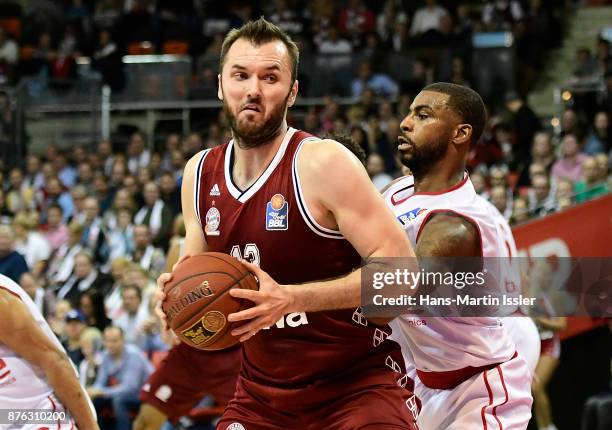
[0,1,610,429]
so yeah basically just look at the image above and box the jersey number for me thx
[230,244,261,266]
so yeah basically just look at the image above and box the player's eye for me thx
[234,72,247,80]
[417,113,428,120]
[264,74,277,83]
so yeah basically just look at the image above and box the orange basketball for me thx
[162,252,258,350]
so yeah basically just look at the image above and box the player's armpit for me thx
[181,150,209,256]
[415,212,481,258]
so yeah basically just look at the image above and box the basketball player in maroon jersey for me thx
[156,18,419,430]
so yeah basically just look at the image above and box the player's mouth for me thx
[397,136,413,151]
[241,103,262,113]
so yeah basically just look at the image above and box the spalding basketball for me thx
[162,252,258,350]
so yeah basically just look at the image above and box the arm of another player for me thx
[0,290,99,430]
[154,151,209,328]
[229,140,416,339]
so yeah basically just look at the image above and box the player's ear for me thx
[217,74,223,101]
[453,123,472,146]
[286,80,299,108]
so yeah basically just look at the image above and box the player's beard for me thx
[223,88,291,149]
[399,135,450,179]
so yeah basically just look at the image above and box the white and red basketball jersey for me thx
[0,274,74,409]
[383,174,516,378]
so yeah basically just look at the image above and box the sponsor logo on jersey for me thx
[263,312,309,329]
[155,385,173,402]
[205,206,220,236]
[210,183,221,196]
[266,193,288,231]
[397,207,427,225]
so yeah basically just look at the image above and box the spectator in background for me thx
[376,0,408,43]
[80,290,112,332]
[482,0,523,31]
[470,170,488,197]
[69,184,88,223]
[134,182,173,250]
[114,284,150,348]
[511,196,530,224]
[48,299,73,340]
[531,131,556,171]
[410,0,448,37]
[92,29,124,91]
[107,208,134,262]
[78,328,103,388]
[490,185,512,220]
[127,132,151,175]
[46,220,84,287]
[338,0,375,48]
[24,154,45,191]
[130,224,165,280]
[366,153,393,191]
[56,250,110,308]
[574,156,609,203]
[505,91,542,164]
[555,177,575,210]
[12,212,51,278]
[105,257,131,320]
[0,189,12,225]
[0,27,18,84]
[317,26,352,69]
[20,271,55,318]
[351,61,399,99]
[5,167,36,214]
[93,173,114,215]
[528,173,555,217]
[551,134,587,184]
[44,204,69,252]
[595,153,610,182]
[43,176,74,222]
[104,188,136,231]
[159,171,181,217]
[0,224,28,282]
[53,152,78,188]
[584,111,610,155]
[559,108,581,139]
[98,140,115,177]
[62,309,88,367]
[81,197,109,264]
[87,326,153,430]
[573,48,598,79]
[182,132,204,159]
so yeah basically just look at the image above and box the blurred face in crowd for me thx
[594,111,608,134]
[47,206,63,228]
[532,132,552,159]
[117,209,132,229]
[42,162,54,181]
[562,134,579,158]
[556,178,573,200]
[68,225,83,246]
[166,134,180,151]
[73,146,87,164]
[489,167,507,187]
[47,178,63,197]
[398,90,464,176]
[110,260,127,282]
[122,176,140,196]
[529,163,546,183]
[133,225,151,249]
[532,174,550,201]
[595,153,609,180]
[582,157,598,183]
[104,327,124,358]
[94,175,108,196]
[83,198,99,222]
[113,189,131,210]
[9,168,23,189]
[170,150,185,169]
[19,272,37,298]
[71,186,87,211]
[150,153,162,173]
[74,254,93,279]
[128,133,145,156]
[78,163,93,183]
[79,295,93,318]
[122,287,141,314]
[512,198,529,223]
[66,319,85,341]
[218,38,298,148]
[26,155,41,176]
[159,174,176,195]
[470,172,486,194]
[138,167,153,186]
[111,162,126,185]
[143,182,159,206]
[561,110,577,133]
[490,186,507,212]
[366,154,385,177]
[98,140,112,158]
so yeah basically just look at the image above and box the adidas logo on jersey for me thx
[210,184,220,196]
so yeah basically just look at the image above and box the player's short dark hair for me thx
[423,82,487,144]
[220,17,299,84]
[324,132,367,166]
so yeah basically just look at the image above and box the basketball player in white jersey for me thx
[477,194,540,377]
[0,273,98,430]
[232,83,533,430]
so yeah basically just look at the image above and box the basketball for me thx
[162,252,259,351]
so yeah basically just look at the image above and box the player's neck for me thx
[413,163,465,194]
[231,122,288,190]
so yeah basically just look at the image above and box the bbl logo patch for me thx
[181,311,226,346]
[266,193,288,231]
[397,207,427,225]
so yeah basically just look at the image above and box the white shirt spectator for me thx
[410,4,448,36]
[15,232,51,270]
[0,37,18,64]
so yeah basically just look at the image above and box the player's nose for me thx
[400,115,413,133]
[246,76,262,100]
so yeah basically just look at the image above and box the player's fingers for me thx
[227,305,264,323]
[240,259,265,277]
[230,319,264,339]
[228,287,259,301]
[171,254,191,272]
[156,272,173,292]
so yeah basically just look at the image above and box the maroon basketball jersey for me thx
[195,128,404,387]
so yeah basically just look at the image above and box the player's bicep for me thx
[0,290,65,370]
[181,151,209,255]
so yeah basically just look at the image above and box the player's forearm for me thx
[289,269,362,312]
[45,352,98,430]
